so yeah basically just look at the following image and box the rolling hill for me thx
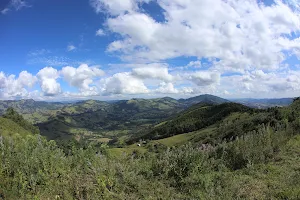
[0,99,68,124]
[0,108,39,137]
[127,97,300,151]
[0,117,32,137]
[35,95,231,141]
[2,94,295,144]
[37,97,185,140]
[179,94,229,106]
[127,102,251,143]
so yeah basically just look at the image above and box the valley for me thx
[0,94,292,146]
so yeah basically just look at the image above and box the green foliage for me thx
[130,102,250,142]
[37,97,186,141]
[1,114,300,199]
[179,94,230,106]
[3,108,39,134]
[0,135,182,199]
[0,99,66,124]
[0,117,32,137]
[218,124,288,170]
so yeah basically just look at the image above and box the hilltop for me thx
[179,94,230,106]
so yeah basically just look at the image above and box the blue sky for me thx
[0,0,300,100]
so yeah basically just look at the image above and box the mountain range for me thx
[0,94,295,142]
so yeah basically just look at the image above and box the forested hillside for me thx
[36,95,228,142]
[129,102,250,142]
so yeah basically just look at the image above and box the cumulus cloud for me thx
[218,69,300,98]
[188,71,220,86]
[61,64,105,92]
[97,0,300,71]
[37,67,61,96]
[0,71,37,98]
[100,72,149,95]
[90,0,150,16]
[96,29,105,36]
[155,82,178,94]
[187,61,202,69]
[131,64,173,82]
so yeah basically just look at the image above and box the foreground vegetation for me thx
[0,97,300,199]
[1,121,300,199]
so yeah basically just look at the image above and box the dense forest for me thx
[0,97,300,199]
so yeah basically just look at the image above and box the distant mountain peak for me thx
[179,94,229,106]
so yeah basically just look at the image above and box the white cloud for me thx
[99,0,300,71]
[90,0,147,16]
[1,0,29,14]
[11,0,28,10]
[67,45,76,52]
[26,56,93,67]
[1,8,10,15]
[188,71,220,86]
[28,49,51,57]
[131,64,173,82]
[96,29,105,36]
[217,69,300,98]
[0,72,6,89]
[0,71,37,98]
[37,67,61,96]
[18,71,37,88]
[100,72,149,95]
[90,0,132,15]
[155,82,178,94]
[187,61,202,69]
[61,64,105,92]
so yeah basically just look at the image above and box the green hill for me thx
[37,97,185,141]
[0,107,39,137]
[36,95,233,142]
[0,99,67,124]
[61,100,110,114]
[0,107,40,136]
[0,95,233,142]
[179,94,230,106]
[129,102,250,142]
[0,117,32,137]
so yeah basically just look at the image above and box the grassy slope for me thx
[223,135,300,199]
[129,102,250,142]
[153,126,217,147]
[0,117,32,137]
